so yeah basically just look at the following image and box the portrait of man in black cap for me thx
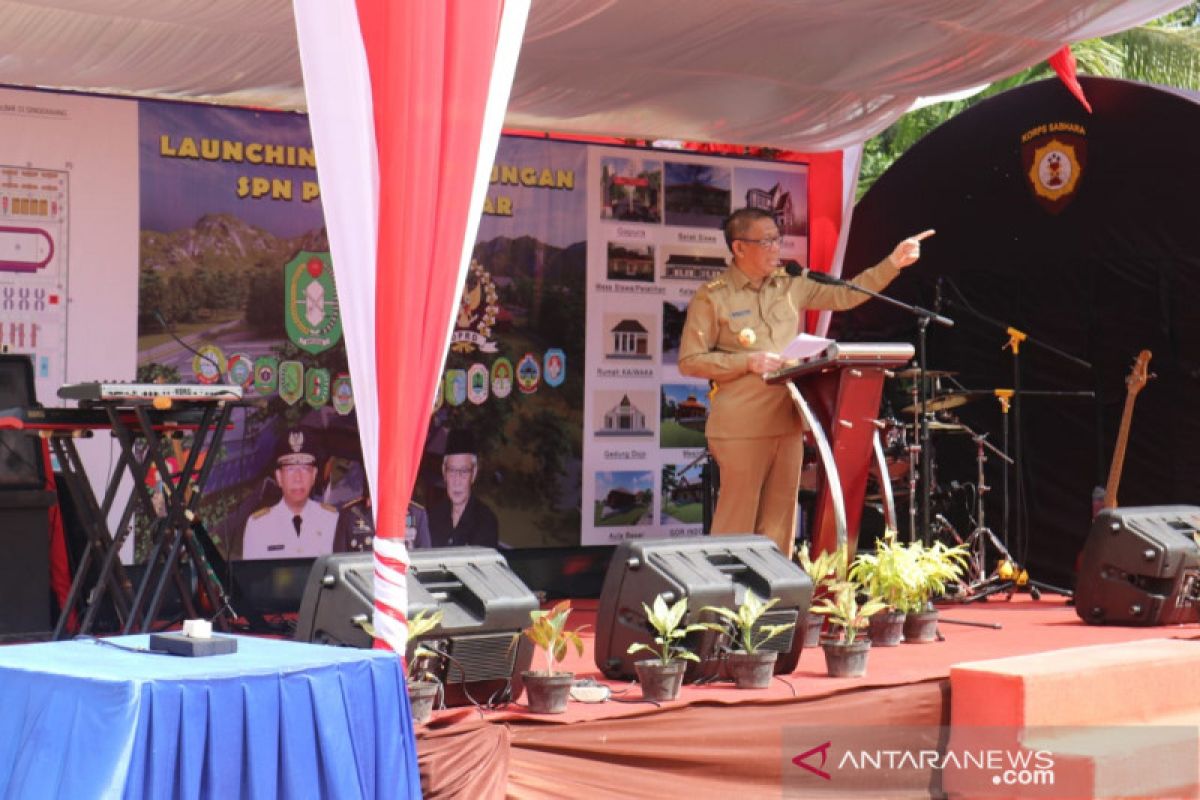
[428,429,499,548]
[242,428,339,559]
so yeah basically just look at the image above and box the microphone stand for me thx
[941,282,1088,598]
[804,273,953,544]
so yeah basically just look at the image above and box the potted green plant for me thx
[702,590,796,689]
[895,540,969,643]
[626,594,712,701]
[849,531,916,646]
[797,543,849,648]
[521,600,587,713]
[404,609,444,724]
[811,581,888,677]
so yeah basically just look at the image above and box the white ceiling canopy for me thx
[0,0,1185,149]
[508,0,1188,150]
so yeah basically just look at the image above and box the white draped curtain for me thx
[293,0,530,654]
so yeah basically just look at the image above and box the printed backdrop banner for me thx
[137,101,364,563]
[424,136,816,549]
[3,80,836,562]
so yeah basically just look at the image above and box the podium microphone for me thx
[782,259,845,286]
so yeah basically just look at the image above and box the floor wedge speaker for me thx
[295,546,538,706]
[1075,506,1200,626]
[595,534,812,681]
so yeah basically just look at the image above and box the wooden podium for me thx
[766,342,914,557]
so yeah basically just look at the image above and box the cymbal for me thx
[890,367,957,380]
[915,420,969,432]
[901,394,972,414]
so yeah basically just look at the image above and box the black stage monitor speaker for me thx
[0,355,53,637]
[295,546,539,706]
[1075,506,1200,626]
[595,534,813,681]
[0,490,56,638]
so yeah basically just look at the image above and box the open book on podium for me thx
[765,339,914,558]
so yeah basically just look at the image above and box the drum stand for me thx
[959,423,1019,601]
[960,393,1073,602]
[905,379,921,540]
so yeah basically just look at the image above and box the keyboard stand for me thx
[118,402,235,633]
[49,432,138,636]
[20,402,237,639]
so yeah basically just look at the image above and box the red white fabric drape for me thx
[293,0,529,653]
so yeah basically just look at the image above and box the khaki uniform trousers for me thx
[708,432,804,559]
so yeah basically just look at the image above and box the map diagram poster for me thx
[0,86,139,419]
[0,164,67,401]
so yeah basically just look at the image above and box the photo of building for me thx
[735,166,809,240]
[600,156,662,223]
[661,300,686,366]
[663,162,731,228]
[606,241,655,282]
[607,317,652,360]
[660,460,706,525]
[661,252,726,282]
[660,383,710,448]
[596,393,653,437]
[593,469,654,526]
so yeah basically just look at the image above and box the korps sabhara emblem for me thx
[1021,123,1087,214]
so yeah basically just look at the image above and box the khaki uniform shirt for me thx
[678,258,901,439]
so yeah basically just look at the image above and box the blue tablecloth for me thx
[0,635,422,800]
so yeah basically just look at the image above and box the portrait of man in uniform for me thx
[241,428,339,559]
[332,494,432,552]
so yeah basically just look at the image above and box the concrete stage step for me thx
[944,638,1200,799]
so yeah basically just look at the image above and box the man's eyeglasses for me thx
[737,236,783,249]
[445,466,474,478]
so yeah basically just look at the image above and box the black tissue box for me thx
[149,632,239,657]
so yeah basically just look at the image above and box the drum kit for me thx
[868,366,1022,598]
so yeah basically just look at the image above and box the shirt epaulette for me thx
[250,506,270,519]
[320,502,337,513]
[705,277,726,291]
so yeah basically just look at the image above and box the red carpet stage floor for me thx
[414,595,1200,799]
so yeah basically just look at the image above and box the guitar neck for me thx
[1103,394,1136,509]
[1104,350,1151,509]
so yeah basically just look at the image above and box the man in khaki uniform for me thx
[678,207,932,557]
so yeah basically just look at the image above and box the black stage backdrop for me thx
[834,76,1200,589]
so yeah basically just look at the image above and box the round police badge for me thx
[226,353,253,389]
[192,345,226,384]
